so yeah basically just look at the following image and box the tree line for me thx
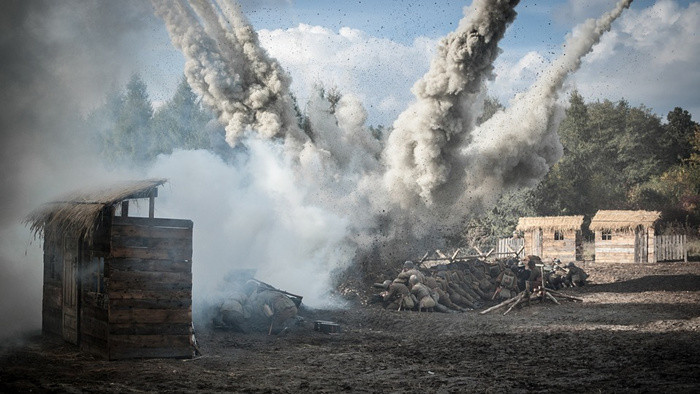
[87,75,699,241]
[466,91,699,245]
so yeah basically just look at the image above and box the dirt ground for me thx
[2,262,699,393]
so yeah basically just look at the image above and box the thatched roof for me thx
[516,215,584,231]
[590,210,660,231]
[25,179,166,242]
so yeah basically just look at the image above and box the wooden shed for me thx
[516,215,584,262]
[590,210,660,263]
[26,179,194,359]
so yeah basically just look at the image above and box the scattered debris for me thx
[314,320,341,334]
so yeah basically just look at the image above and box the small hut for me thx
[26,179,194,359]
[590,210,660,263]
[516,216,584,262]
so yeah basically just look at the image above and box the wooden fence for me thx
[655,234,687,262]
[496,238,525,258]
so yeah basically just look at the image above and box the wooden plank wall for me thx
[81,291,108,359]
[595,230,636,263]
[540,229,579,262]
[42,236,63,336]
[655,234,687,262]
[107,216,193,360]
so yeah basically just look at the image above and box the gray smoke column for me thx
[455,0,634,212]
[382,0,519,208]
[152,0,307,150]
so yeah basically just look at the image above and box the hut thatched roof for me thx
[589,210,660,231]
[516,215,584,231]
[25,179,166,242]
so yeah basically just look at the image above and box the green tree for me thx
[151,76,212,154]
[109,73,154,163]
[662,107,697,165]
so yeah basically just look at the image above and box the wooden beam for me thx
[149,195,155,219]
[121,200,129,218]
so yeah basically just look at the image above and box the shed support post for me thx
[149,195,155,219]
[121,201,129,218]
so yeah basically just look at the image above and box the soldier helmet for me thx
[567,262,576,268]
[403,260,415,269]
[553,258,561,264]
[517,261,525,267]
[409,274,421,286]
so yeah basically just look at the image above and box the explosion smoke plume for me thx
[150,0,633,306]
[152,0,307,149]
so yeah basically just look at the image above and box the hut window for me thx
[602,230,612,241]
[554,231,565,240]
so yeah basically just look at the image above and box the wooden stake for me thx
[479,293,520,315]
[545,292,560,305]
[503,294,524,315]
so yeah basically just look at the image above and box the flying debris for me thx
[152,0,633,315]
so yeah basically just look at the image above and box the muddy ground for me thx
[2,262,699,393]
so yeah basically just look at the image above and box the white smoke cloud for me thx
[382,0,521,209]
[146,147,354,311]
[572,0,700,117]
[152,0,307,149]
[257,24,437,126]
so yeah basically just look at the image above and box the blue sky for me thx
[131,0,699,126]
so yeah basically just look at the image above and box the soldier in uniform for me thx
[245,282,299,334]
[565,262,588,287]
[495,266,519,300]
[409,274,436,312]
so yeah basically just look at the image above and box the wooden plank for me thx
[81,334,108,359]
[109,346,192,360]
[109,323,191,336]
[108,289,192,300]
[107,270,191,284]
[108,308,191,324]
[112,216,193,229]
[81,304,108,321]
[109,334,191,349]
[111,225,192,240]
[106,279,191,292]
[42,308,62,336]
[109,245,192,261]
[109,298,192,310]
[43,284,62,309]
[108,259,190,273]
[80,315,108,340]
[111,236,191,253]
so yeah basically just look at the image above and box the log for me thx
[503,293,524,315]
[479,293,520,315]
[548,291,583,302]
[545,292,560,305]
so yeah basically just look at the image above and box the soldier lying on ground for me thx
[213,279,300,334]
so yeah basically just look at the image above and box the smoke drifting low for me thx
[0,1,167,341]
[1,0,633,338]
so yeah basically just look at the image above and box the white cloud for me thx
[490,0,700,119]
[489,51,550,105]
[573,0,700,117]
[258,24,436,126]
